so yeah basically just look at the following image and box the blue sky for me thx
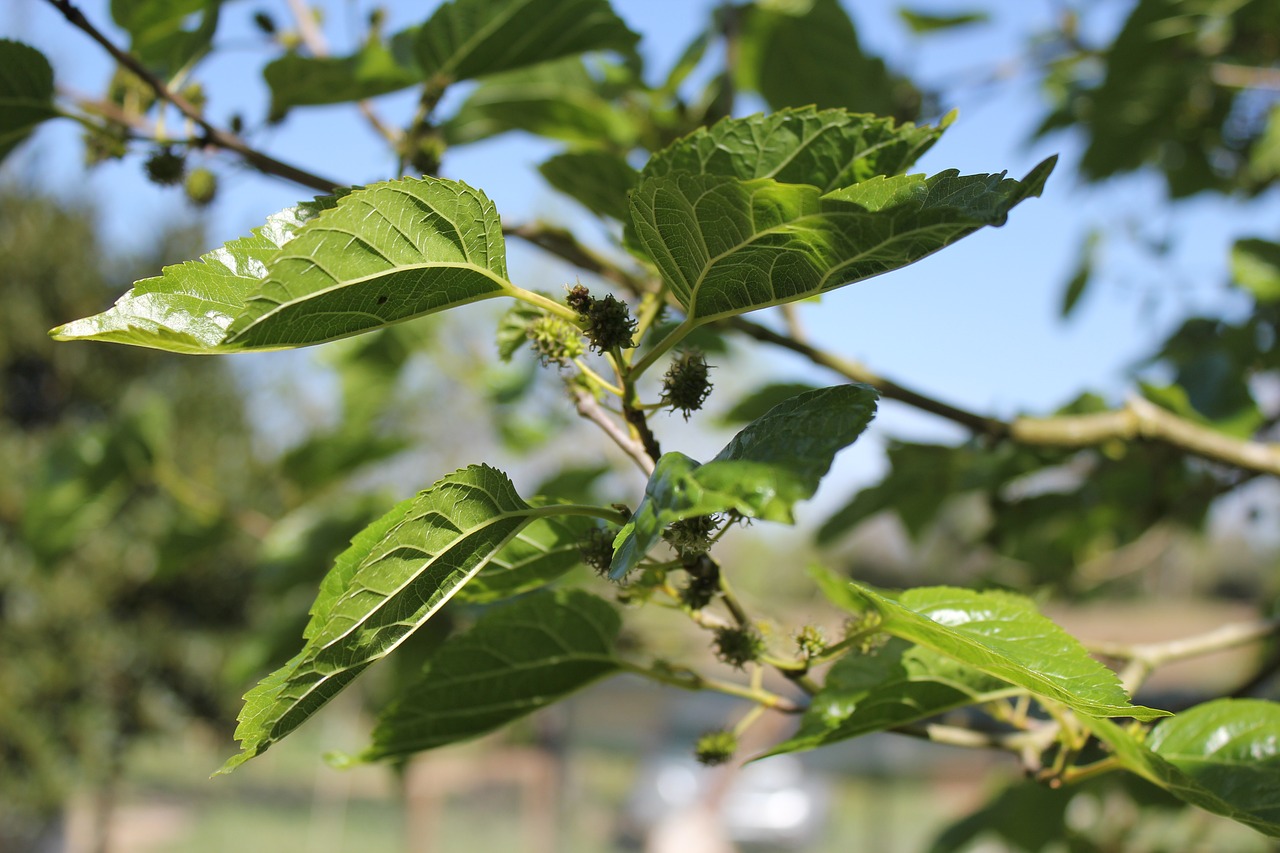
[6,0,1279,486]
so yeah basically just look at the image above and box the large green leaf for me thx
[440,57,637,147]
[642,107,948,192]
[456,514,592,603]
[54,178,517,353]
[49,198,336,353]
[226,178,512,348]
[611,385,877,577]
[218,465,546,773]
[768,638,1012,755]
[1086,707,1280,837]
[629,157,1055,324]
[818,576,1165,721]
[365,589,620,760]
[414,0,639,85]
[0,40,58,164]
[264,41,423,114]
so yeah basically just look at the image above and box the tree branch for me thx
[45,0,344,194]
[572,386,654,476]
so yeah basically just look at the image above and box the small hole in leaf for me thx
[376,295,388,305]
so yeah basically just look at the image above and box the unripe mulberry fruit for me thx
[661,349,713,419]
[694,729,737,766]
[184,167,218,207]
[144,148,185,185]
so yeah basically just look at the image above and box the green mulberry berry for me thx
[694,729,737,766]
[661,349,713,419]
[144,148,185,186]
[713,626,764,669]
[184,167,218,207]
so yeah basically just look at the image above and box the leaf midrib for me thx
[433,0,536,79]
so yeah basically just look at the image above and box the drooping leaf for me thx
[819,576,1165,721]
[539,149,639,221]
[898,9,988,34]
[49,198,336,353]
[441,57,637,147]
[735,0,919,118]
[767,638,1012,755]
[611,385,877,577]
[218,465,548,773]
[1147,699,1280,834]
[1085,708,1280,837]
[642,107,949,193]
[456,514,592,603]
[414,0,639,85]
[365,588,621,760]
[0,40,58,164]
[1232,238,1280,303]
[629,158,1055,324]
[226,178,513,349]
[264,41,423,114]
[110,0,221,77]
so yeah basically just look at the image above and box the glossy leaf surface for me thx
[819,577,1165,721]
[768,637,1010,755]
[50,199,335,353]
[611,385,877,577]
[365,589,620,759]
[1086,708,1280,837]
[218,465,541,773]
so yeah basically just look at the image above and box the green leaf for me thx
[226,177,512,349]
[1060,229,1099,318]
[928,779,1072,853]
[414,0,639,85]
[898,9,988,34]
[0,40,58,164]
[365,589,620,760]
[1232,238,1280,303]
[1148,699,1280,835]
[111,0,221,77]
[611,385,877,577]
[768,637,1011,755]
[539,150,639,221]
[629,157,1055,324]
[49,197,336,353]
[736,0,918,117]
[823,577,1166,721]
[218,465,546,773]
[441,57,637,147]
[456,514,592,603]
[642,107,949,193]
[1085,707,1280,837]
[264,41,422,114]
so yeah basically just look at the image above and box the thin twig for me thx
[46,0,343,193]
[572,387,654,475]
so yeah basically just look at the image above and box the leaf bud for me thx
[661,348,713,419]
[184,167,218,207]
[694,729,737,766]
[713,625,764,669]
[794,625,827,661]
[144,147,186,186]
